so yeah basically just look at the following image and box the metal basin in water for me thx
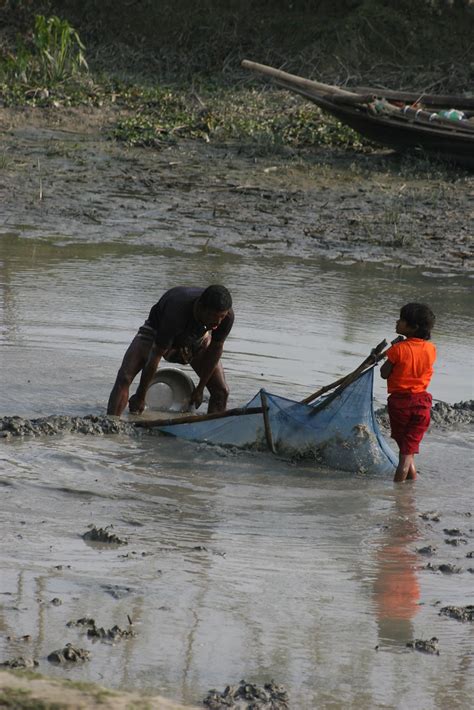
[146,367,195,413]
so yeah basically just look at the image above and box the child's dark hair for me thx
[199,284,232,311]
[400,302,435,340]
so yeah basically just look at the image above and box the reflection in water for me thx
[373,489,420,648]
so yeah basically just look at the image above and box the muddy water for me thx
[1,154,473,706]
[1,232,472,417]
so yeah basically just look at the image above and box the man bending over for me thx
[107,285,234,416]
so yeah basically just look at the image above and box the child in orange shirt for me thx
[380,303,436,483]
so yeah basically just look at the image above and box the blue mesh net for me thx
[157,367,396,475]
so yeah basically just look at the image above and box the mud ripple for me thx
[0,415,136,439]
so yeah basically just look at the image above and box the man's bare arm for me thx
[129,343,167,413]
[190,341,224,408]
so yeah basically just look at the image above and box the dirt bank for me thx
[0,106,472,276]
[0,669,198,709]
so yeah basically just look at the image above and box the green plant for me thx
[33,14,88,83]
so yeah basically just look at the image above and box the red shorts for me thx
[387,392,432,455]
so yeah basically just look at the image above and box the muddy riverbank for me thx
[1,106,473,710]
[0,669,198,709]
[0,106,472,276]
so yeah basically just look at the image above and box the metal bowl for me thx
[146,367,195,413]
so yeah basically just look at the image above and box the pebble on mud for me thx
[439,605,474,622]
[47,643,90,664]
[0,656,38,669]
[82,525,128,545]
[406,638,440,655]
[203,679,289,709]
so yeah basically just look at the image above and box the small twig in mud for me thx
[82,211,102,224]
[37,157,43,201]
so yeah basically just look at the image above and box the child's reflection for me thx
[372,489,421,646]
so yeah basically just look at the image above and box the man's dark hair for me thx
[400,302,435,340]
[199,285,232,311]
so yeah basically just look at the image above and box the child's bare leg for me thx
[394,453,415,483]
[406,458,417,480]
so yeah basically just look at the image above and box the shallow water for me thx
[1,209,473,707]
[1,431,473,708]
[1,231,473,417]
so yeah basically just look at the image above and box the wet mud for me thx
[82,525,128,545]
[0,669,198,709]
[0,107,473,276]
[0,656,39,669]
[47,643,91,664]
[375,400,474,431]
[406,637,440,655]
[66,617,136,642]
[0,414,136,439]
[203,679,289,710]
[0,399,472,443]
[1,106,473,710]
[439,605,474,622]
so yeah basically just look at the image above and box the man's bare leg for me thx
[107,337,150,416]
[191,350,229,413]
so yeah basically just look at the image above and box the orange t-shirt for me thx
[386,338,436,394]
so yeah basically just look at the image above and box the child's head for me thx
[399,302,435,340]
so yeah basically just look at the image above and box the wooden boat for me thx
[242,60,474,169]
[135,340,399,476]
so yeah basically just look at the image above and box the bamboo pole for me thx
[307,337,403,416]
[135,406,263,429]
[242,60,363,100]
[301,339,387,405]
[260,391,276,454]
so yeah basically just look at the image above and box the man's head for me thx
[196,285,232,329]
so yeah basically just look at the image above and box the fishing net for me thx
[157,366,396,475]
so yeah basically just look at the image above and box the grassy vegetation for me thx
[0,686,66,710]
[111,85,366,152]
[0,12,367,152]
[1,2,473,159]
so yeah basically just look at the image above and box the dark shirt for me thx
[145,287,234,350]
